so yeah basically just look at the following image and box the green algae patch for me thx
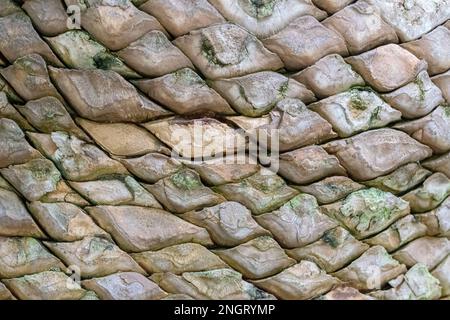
[252,235,277,251]
[173,68,205,86]
[414,75,426,102]
[213,171,298,215]
[349,90,368,111]
[287,193,318,212]
[321,228,342,248]
[363,163,431,195]
[88,237,115,254]
[171,170,202,191]
[443,104,450,117]
[277,80,290,99]
[241,0,277,19]
[21,237,47,262]
[28,160,61,185]
[329,188,410,239]
[46,30,139,78]
[404,264,442,300]
[371,263,442,300]
[93,52,120,70]
[201,37,226,67]
[287,194,303,210]
[247,172,286,193]
[182,268,273,299]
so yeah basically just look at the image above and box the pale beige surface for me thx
[0,0,449,300]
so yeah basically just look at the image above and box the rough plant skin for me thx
[0,0,449,301]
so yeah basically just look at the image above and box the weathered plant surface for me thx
[0,0,449,301]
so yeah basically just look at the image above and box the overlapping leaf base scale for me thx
[0,0,449,300]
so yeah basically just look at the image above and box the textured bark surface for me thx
[0,0,449,300]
